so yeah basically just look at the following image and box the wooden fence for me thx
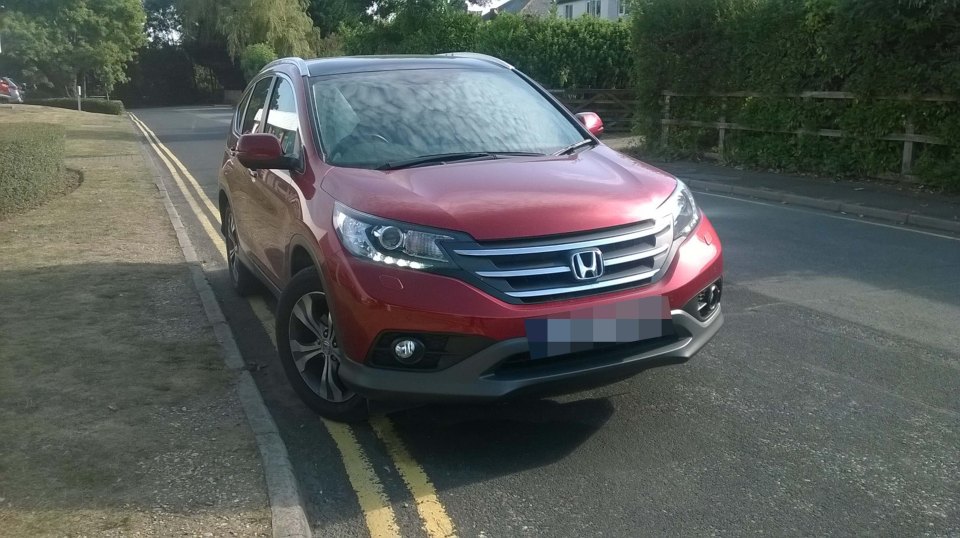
[661,90,958,178]
[550,88,636,133]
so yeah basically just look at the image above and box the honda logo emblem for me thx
[571,249,604,280]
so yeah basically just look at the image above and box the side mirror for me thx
[576,112,604,136]
[236,133,297,170]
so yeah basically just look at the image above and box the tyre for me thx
[223,204,258,296]
[276,267,368,422]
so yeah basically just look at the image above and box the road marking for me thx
[130,114,223,231]
[129,114,225,252]
[130,113,413,538]
[247,296,403,538]
[697,191,960,242]
[371,417,457,538]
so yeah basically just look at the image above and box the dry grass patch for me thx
[0,106,270,537]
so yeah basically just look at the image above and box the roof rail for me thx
[262,57,310,77]
[437,52,514,70]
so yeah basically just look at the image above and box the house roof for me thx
[482,0,553,18]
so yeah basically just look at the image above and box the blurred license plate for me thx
[524,296,672,360]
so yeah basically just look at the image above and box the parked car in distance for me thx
[0,77,24,104]
[219,54,724,421]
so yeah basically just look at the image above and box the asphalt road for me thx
[134,106,960,537]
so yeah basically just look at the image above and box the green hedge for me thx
[23,98,126,115]
[0,123,68,219]
[632,0,960,189]
[342,13,632,89]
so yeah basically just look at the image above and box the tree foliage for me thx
[0,0,146,94]
[177,0,316,59]
[306,0,371,37]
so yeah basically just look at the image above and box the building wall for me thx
[558,0,627,21]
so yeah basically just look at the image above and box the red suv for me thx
[219,54,723,421]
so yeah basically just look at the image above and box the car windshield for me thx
[310,68,585,169]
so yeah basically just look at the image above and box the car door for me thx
[249,75,308,285]
[223,75,273,276]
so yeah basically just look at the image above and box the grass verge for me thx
[0,105,271,536]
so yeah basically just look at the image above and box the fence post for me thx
[901,117,915,176]
[718,98,726,158]
[661,93,671,147]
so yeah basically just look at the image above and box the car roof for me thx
[267,55,512,78]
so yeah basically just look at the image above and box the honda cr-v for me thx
[219,54,723,421]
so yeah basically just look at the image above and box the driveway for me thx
[133,105,960,537]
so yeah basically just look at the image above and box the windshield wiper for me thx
[377,151,547,171]
[377,152,496,171]
[555,138,597,156]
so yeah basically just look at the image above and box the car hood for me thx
[320,145,678,241]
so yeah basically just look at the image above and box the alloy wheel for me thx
[287,291,354,403]
[226,210,242,285]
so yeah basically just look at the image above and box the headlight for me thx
[333,202,454,270]
[665,179,700,240]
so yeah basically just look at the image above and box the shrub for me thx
[342,13,632,89]
[240,43,278,82]
[23,98,126,115]
[632,0,960,189]
[0,123,69,219]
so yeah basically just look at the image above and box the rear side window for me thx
[239,77,273,134]
[263,78,301,159]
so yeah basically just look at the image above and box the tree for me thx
[143,0,181,46]
[0,0,146,95]
[178,0,316,59]
[306,0,371,37]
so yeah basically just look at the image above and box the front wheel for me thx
[276,267,367,422]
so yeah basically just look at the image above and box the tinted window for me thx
[239,77,273,134]
[263,78,301,158]
[310,68,584,169]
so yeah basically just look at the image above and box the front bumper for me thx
[339,307,723,401]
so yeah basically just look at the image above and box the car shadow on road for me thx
[383,396,615,477]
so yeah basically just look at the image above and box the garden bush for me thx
[632,0,960,190]
[342,13,632,89]
[0,123,69,219]
[23,98,126,115]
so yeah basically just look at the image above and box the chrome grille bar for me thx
[454,220,669,256]
[504,268,662,298]
[475,266,569,278]
[603,243,671,267]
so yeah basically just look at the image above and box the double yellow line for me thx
[129,113,455,538]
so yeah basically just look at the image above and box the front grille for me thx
[447,218,674,303]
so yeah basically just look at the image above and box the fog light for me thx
[697,282,722,318]
[392,338,423,364]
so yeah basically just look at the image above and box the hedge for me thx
[0,123,68,219]
[632,0,960,190]
[342,13,632,89]
[23,98,126,115]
